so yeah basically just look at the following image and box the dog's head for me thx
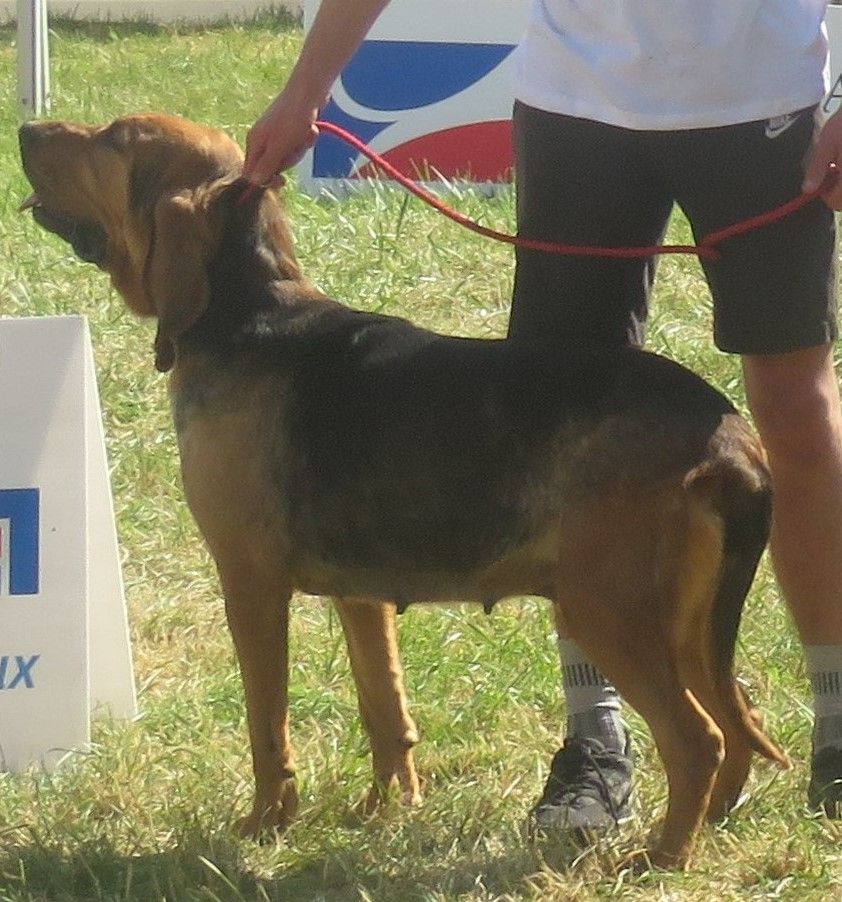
[19,113,300,371]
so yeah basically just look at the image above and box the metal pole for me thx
[17,0,50,119]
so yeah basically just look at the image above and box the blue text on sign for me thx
[0,655,40,689]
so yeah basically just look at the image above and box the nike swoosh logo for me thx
[765,115,798,139]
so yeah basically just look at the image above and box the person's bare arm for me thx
[243,0,392,184]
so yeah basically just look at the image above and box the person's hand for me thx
[243,89,325,186]
[803,108,842,209]
[241,0,390,186]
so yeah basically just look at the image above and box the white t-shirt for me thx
[514,1,829,130]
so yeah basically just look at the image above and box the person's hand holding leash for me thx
[243,0,391,186]
[804,108,842,208]
[244,88,322,186]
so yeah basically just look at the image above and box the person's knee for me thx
[744,349,842,467]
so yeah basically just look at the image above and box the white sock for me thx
[558,637,626,753]
[805,644,842,752]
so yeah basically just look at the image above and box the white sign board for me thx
[0,316,136,772]
[298,0,529,193]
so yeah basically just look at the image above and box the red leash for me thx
[244,120,838,262]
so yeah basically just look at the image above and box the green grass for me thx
[1,13,841,900]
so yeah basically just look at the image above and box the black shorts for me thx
[510,101,838,354]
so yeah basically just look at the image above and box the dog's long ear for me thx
[148,189,212,373]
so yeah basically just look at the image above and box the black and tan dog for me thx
[19,113,788,868]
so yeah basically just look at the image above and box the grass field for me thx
[1,13,841,900]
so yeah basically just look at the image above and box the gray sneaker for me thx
[531,735,634,831]
[808,745,842,817]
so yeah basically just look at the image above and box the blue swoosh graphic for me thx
[342,41,515,112]
[312,100,394,179]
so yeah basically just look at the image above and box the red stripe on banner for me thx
[356,120,513,182]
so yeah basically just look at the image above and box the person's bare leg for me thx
[743,344,842,814]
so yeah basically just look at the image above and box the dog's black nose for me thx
[18,120,66,156]
[18,121,43,156]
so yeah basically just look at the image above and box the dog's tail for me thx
[680,422,789,768]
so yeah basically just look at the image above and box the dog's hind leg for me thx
[663,516,753,826]
[702,686,762,823]
[554,495,727,868]
[560,604,724,869]
[218,562,298,838]
[334,598,421,812]
[638,681,724,869]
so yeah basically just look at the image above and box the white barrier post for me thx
[0,316,136,772]
[17,0,50,119]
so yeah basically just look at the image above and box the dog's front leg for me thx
[220,564,298,838]
[334,598,422,812]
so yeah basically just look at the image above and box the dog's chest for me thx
[170,363,291,563]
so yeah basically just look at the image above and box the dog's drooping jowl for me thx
[19,113,788,868]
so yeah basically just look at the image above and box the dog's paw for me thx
[619,848,689,874]
[706,788,750,824]
[235,806,292,841]
[618,846,690,873]
[235,785,300,840]
[356,776,423,817]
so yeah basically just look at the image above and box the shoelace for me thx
[549,739,628,826]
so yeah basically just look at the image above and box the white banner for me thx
[0,316,136,772]
[298,0,529,192]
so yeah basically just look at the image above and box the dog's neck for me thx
[180,195,344,361]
